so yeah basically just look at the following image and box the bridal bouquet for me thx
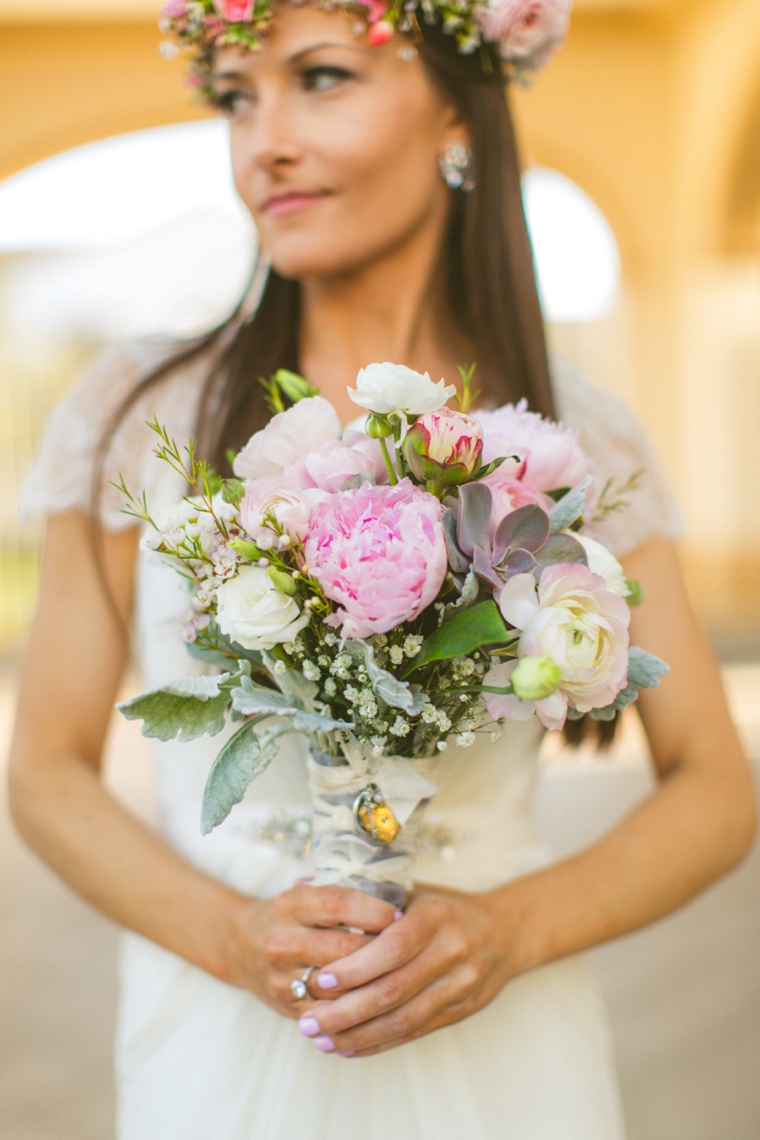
[118,363,667,905]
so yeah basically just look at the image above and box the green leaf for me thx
[403,600,509,675]
[343,641,428,715]
[201,721,276,834]
[117,674,233,742]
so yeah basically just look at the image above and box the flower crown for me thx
[160,0,572,89]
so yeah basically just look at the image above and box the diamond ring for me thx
[290,966,315,1000]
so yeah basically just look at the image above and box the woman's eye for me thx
[210,89,253,117]
[301,66,353,93]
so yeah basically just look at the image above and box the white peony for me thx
[233,397,341,480]
[216,566,310,650]
[572,532,630,597]
[348,363,457,418]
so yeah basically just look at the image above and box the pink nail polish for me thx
[394,910,404,920]
[298,1017,320,1037]
[313,1035,335,1052]
[318,972,339,989]
[339,1051,355,1057]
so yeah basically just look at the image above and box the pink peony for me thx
[304,479,447,639]
[474,399,591,494]
[284,431,388,493]
[487,562,630,728]
[213,0,254,22]
[477,0,572,70]
[239,477,312,551]
[402,407,483,486]
[233,397,341,481]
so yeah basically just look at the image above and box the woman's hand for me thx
[294,884,524,1055]
[222,884,399,1020]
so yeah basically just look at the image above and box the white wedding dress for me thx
[23,343,683,1140]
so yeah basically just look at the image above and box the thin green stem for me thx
[379,437,398,485]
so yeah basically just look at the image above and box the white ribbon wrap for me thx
[307,750,440,903]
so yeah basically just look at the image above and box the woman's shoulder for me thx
[21,339,208,530]
[550,356,684,558]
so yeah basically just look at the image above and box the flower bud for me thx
[268,566,297,596]
[365,413,394,439]
[273,369,319,404]
[511,654,561,701]
[367,19,394,46]
[401,407,483,486]
[221,478,245,505]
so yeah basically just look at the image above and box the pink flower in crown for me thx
[304,479,448,639]
[357,0,389,23]
[161,0,190,18]
[473,399,591,494]
[476,0,572,70]
[213,0,254,23]
[284,431,388,494]
[483,562,629,730]
[401,408,483,487]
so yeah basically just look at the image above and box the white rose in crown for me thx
[348,362,457,418]
[216,566,310,651]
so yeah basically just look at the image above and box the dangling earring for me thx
[438,143,475,192]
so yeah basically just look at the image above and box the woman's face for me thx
[211,5,467,281]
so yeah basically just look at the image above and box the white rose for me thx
[572,532,630,597]
[216,566,310,650]
[348,362,457,417]
[233,397,341,480]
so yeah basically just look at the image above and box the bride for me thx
[9,1,755,1136]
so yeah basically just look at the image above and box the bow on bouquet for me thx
[118,362,667,906]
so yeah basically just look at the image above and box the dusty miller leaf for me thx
[117,673,233,742]
[443,567,479,622]
[344,641,428,715]
[230,675,353,732]
[548,476,594,534]
[201,721,277,833]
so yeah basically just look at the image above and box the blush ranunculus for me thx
[304,479,448,639]
[284,431,388,493]
[402,407,483,486]
[477,0,571,70]
[233,397,341,481]
[238,477,312,551]
[347,362,456,418]
[474,398,592,493]
[494,563,630,726]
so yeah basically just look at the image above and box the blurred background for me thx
[0,0,758,1137]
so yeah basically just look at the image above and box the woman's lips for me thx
[263,191,328,218]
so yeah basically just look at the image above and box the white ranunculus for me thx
[233,397,341,480]
[572,532,630,597]
[216,566,310,650]
[348,363,457,418]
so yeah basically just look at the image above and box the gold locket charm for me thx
[353,784,401,845]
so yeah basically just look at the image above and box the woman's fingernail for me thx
[318,973,339,989]
[339,1051,355,1057]
[313,1035,335,1052]
[298,1017,320,1037]
[394,910,404,920]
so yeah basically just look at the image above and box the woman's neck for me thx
[297,219,471,425]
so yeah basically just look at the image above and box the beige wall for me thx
[2,0,759,640]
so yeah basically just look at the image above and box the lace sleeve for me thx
[551,357,685,559]
[21,341,206,531]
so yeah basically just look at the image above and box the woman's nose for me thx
[241,96,303,173]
